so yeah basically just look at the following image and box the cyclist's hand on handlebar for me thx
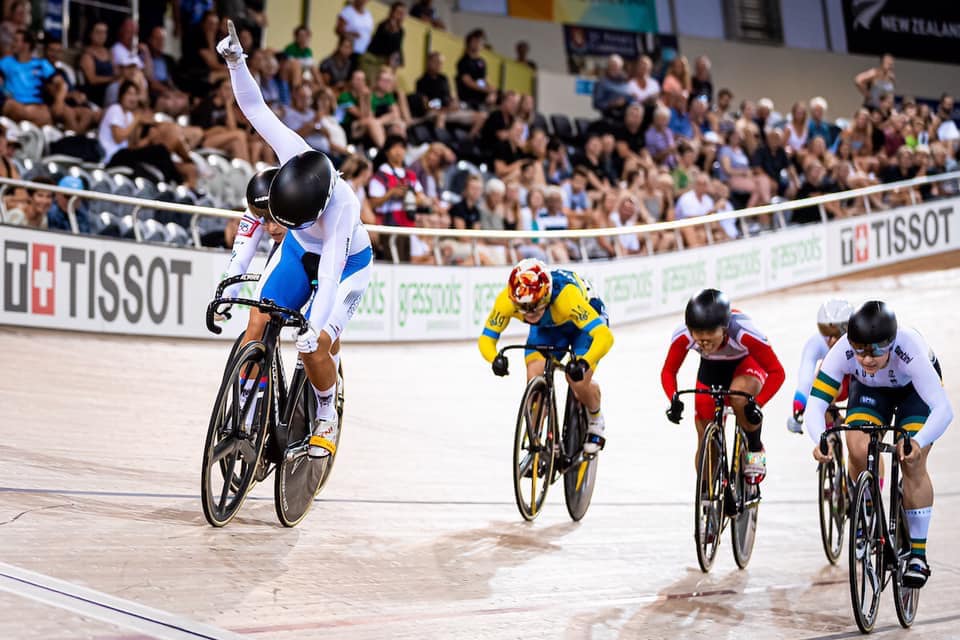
[296,326,320,353]
[666,395,684,424]
[744,398,763,426]
[565,358,589,382]
[897,437,920,463]
[213,303,233,323]
[786,415,803,434]
[813,440,833,463]
[492,354,509,377]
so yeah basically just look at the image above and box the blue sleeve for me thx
[41,59,55,78]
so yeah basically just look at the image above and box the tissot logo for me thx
[3,241,55,315]
[839,206,954,265]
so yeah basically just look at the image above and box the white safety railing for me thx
[1,171,957,264]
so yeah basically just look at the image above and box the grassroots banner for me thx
[842,0,960,64]
[563,25,678,76]
[826,197,960,273]
[510,0,657,31]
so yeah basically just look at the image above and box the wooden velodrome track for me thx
[2,253,960,639]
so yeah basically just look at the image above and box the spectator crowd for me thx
[0,0,957,264]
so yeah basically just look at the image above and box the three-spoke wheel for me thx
[695,423,723,572]
[730,428,759,569]
[818,432,847,564]
[849,473,883,633]
[513,377,555,521]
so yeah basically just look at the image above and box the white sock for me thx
[905,506,932,558]
[331,351,341,375]
[312,382,338,422]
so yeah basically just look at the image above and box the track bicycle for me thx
[498,344,600,522]
[201,273,345,528]
[816,405,849,564]
[818,422,919,634]
[672,387,760,572]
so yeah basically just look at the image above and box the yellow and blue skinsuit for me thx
[478,270,614,368]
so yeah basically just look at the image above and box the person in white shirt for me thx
[337,0,374,55]
[674,172,714,247]
[626,55,660,105]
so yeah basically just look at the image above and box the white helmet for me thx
[817,299,854,337]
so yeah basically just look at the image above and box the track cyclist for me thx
[786,299,854,435]
[661,289,785,484]
[480,259,614,455]
[805,301,952,588]
[217,20,373,459]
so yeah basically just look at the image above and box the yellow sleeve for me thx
[478,288,516,363]
[553,285,614,369]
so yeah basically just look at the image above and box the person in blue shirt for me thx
[0,30,54,125]
[46,176,93,234]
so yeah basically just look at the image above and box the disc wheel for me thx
[562,398,598,522]
[893,503,920,628]
[695,423,723,573]
[513,376,555,521]
[818,432,847,565]
[731,428,760,569]
[849,473,883,633]
[201,342,271,527]
[275,367,345,527]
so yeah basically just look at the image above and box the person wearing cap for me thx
[103,50,146,107]
[47,176,92,234]
[0,29,54,125]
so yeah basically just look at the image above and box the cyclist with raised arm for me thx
[661,289,785,484]
[216,21,373,459]
[787,299,854,434]
[479,258,614,455]
[805,301,952,588]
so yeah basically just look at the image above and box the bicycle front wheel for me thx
[562,396,598,522]
[893,502,920,628]
[731,427,759,569]
[201,341,271,527]
[513,376,555,521]
[818,432,847,565]
[849,472,883,633]
[695,423,723,572]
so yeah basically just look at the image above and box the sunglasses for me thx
[849,340,894,358]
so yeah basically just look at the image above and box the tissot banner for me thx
[842,0,960,64]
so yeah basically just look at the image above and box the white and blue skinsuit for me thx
[227,56,373,342]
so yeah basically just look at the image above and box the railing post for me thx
[674,228,684,251]
[909,188,918,205]
[863,194,872,215]
[471,238,479,265]
[190,214,202,247]
[818,203,828,223]
[0,184,8,222]
[66,195,80,234]
[389,234,400,264]
[579,237,589,262]
[433,237,443,265]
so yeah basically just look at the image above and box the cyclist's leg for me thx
[729,357,767,483]
[896,386,935,583]
[843,379,893,484]
[693,359,736,471]
[565,326,605,451]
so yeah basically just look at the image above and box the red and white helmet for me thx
[508,259,552,313]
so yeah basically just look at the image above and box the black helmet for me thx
[245,167,277,218]
[685,288,731,331]
[847,301,897,348]
[268,150,338,229]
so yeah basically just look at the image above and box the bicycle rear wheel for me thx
[731,427,759,569]
[562,393,598,522]
[201,342,271,527]
[849,472,883,633]
[893,502,920,628]
[818,432,847,565]
[513,376,555,521]
[275,366,345,527]
[695,423,723,572]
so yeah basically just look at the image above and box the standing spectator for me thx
[5,176,53,229]
[717,128,770,208]
[410,0,445,28]
[592,54,633,121]
[673,172,714,246]
[111,19,143,69]
[0,30,54,125]
[855,54,895,111]
[362,2,406,82]
[320,36,355,92]
[784,101,809,155]
[337,0,374,56]
[479,89,517,149]
[691,55,713,102]
[807,96,836,148]
[47,176,92,234]
[457,29,495,110]
[626,55,659,105]
[414,50,476,132]
[645,106,676,167]
[78,22,115,107]
[142,26,189,116]
[662,55,691,98]
[515,41,536,69]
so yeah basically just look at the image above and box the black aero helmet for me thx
[685,288,731,330]
[847,301,897,347]
[245,167,278,218]
[268,150,338,229]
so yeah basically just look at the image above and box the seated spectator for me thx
[627,55,659,105]
[282,25,319,86]
[842,108,876,167]
[111,18,143,69]
[935,94,958,151]
[544,136,572,185]
[0,0,30,57]
[536,186,573,262]
[320,36,355,93]
[479,89,518,150]
[411,0,445,28]
[855,54,895,111]
[574,132,614,190]
[717,128,770,208]
[0,30,54,125]
[645,106,676,167]
[671,141,697,191]
[142,26,189,116]
[249,48,290,107]
[662,55,692,99]
[710,181,739,241]
[42,73,99,134]
[47,176,92,233]
[179,11,228,96]
[338,69,384,147]
[561,168,590,213]
[368,135,429,227]
[314,88,350,159]
[880,145,918,206]
[791,161,844,223]
[42,32,76,88]
[0,123,24,207]
[6,176,53,229]
[697,130,720,174]
[691,55,713,103]
[477,177,506,229]
[410,141,454,206]
[192,78,258,163]
[709,88,735,132]
[674,172,714,247]
[754,127,796,198]
[754,97,776,130]
[493,119,531,182]
[450,173,482,230]
[456,29,496,110]
[524,125,549,178]
[337,0,375,56]
[807,96,836,148]
[104,52,146,106]
[414,51,481,133]
[370,67,407,135]
[98,80,196,186]
[881,112,907,159]
[614,104,646,166]
[600,131,622,183]
[667,92,695,141]
[516,94,537,139]
[201,216,241,249]
[77,22,116,107]
[592,54,633,121]
[362,1,406,82]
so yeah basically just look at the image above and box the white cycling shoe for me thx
[583,415,606,455]
[308,417,338,458]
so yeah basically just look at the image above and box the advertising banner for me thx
[510,0,658,31]
[563,25,678,75]
[842,0,960,64]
